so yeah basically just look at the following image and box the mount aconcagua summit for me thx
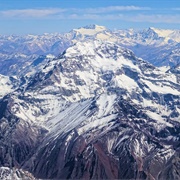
[0,39,179,179]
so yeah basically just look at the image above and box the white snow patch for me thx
[158,66,170,72]
[142,79,180,95]
[146,111,173,127]
[115,74,139,92]
[0,75,13,98]
[77,114,117,135]
[96,93,117,118]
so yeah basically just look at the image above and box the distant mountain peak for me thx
[148,27,175,39]
[83,24,107,30]
[72,24,107,34]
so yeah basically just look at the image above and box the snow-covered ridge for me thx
[151,27,174,37]
[151,27,180,42]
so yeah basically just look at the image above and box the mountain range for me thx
[0,38,179,179]
[0,25,180,77]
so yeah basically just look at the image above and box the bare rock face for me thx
[0,95,48,169]
[0,40,179,179]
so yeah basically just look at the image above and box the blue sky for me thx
[0,0,180,35]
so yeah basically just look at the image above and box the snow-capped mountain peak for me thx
[70,24,112,42]
[148,27,180,43]
[74,24,107,32]
[83,24,107,30]
[0,39,179,179]
[65,40,129,58]
[11,40,179,126]
[150,27,174,37]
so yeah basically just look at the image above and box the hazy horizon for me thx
[0,0,180,35]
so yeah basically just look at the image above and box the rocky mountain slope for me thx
[0,40,179,179]
[0,167,35,180]
[0,25,180,76]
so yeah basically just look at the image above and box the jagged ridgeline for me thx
[0,25,180,77]
[0,39,179,179]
